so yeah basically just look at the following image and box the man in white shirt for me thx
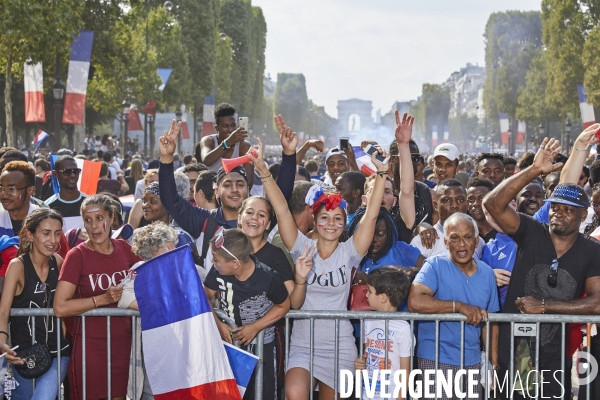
[411,178,484,258]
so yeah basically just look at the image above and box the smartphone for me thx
[339,136,349,150]
[239,117,249,131]
[364,144,390,164]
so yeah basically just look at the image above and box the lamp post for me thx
[52,56,65,152]
[147,114,155,158]
[175,107,182,152]
[565,118,572,154]
[122,99,131,156]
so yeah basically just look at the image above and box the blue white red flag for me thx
[63,30,94,125]
[432,125,438,147]
[202,93,216,136]
[49,155,101,196]
[578,85,596,129]
[499,113,509,145]
[24,61,46,123]
[32,130,50,146]
[223,343,259,397]
[353,146,376,176]
[134,246,241,400]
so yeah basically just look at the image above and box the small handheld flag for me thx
[32,130,50,146]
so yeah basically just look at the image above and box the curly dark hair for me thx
[214,103,236,125]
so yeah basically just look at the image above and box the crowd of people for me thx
[0,100,597,400]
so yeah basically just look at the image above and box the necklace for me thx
[456,261,476,283]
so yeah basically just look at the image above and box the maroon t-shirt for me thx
[96,179,122,196]
[59,239,141,338]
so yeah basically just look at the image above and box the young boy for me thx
[203,227,290,400]
[354,266,414,400]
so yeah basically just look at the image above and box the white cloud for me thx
[252,0,541,118]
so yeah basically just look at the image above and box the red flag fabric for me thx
[128,108,144,131]
[144,101,156,116]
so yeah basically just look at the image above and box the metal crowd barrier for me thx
[9,308,600,400]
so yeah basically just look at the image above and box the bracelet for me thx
[92,296,98,309]
[377,170,387,177]
[0,331,8,338]
[452,300,456,313]
[542,298,545,314]
[295,281,307,285]
[222,140,230,150]
[573,148,587,152]
[260,173,272,180]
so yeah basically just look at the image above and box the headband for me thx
[305,185,347,215]
[144,182,161,198]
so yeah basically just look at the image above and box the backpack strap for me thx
[200,209,221,263]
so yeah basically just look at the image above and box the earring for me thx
[56,242,62,253]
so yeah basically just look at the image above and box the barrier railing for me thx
[8,308,600,400]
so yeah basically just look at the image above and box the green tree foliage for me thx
[483,11,542,125]
[273,73,308,132]
[0,0,84,146]
[412,84,451,143]
[448,114,483,144]
[583,25,600,106]
[214,34,233,105]
[249,7,267,126]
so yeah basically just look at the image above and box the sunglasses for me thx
[411,154,424,163]
[57,168,82,176]
[214,227,238,262]
[548,258,559,288]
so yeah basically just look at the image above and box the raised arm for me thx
[296,140,324,165]
[395,111,416,229]
[248,121,298,251]
[483,138,563,235]
[200,127,249,167]
[352,147,389,255]
[277,121,301,202]
[560,123,600,184]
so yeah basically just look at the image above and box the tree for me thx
[412,84,451,148]
[273,73,308,132]
[214,34,233,105]
[483,11,542,152]
[248,6,267,126]
[0,0,84,146]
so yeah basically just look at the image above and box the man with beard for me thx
[466,177,496,242]
[516,181,545,216]
[44,155,87,231]
[484,137,600,399]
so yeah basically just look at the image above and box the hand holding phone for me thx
[340,136,349,150]
[239,117,249,132]
[364,144,390,165]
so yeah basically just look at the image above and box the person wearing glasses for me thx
[0,209,71,400]
[0,161,39,238]
[44,155,87,232]
[484,134,600,399]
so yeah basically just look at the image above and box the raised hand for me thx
[306,139,324,153]
[533,138,563,174]
[246,138,267,175]
[159,119,182,162]
[274,114,298,155]
[225,127,248,146]
[294,245,317,283]
[394,111,414,144]
[573,123,600,149]
[370,145,389,172]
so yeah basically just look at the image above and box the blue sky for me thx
[252,0,542,118]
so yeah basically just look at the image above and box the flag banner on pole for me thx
[432,125,438,147]
[24,61,46,123]
[202,94,216,137]
[443,125,449,143]
[516,121,526,145]
[353,146,376,176]
[157,68,172,92]
[128,105,144,131]
[181,105,190,139]
[578,85,596,129]
[50,155,101,196]
[32,130,50,146]
[144,101,156,116]
[62,30,94,125]
[134,246,241,400]
[223,342,259,397]
[499,113,509,145]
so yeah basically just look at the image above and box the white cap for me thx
[325,146,347,162]
[433,143,459,162]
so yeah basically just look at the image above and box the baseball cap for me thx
[216,166,248,185]
[544,183,589,208]
[433,144,460,162]
[325,146,347,163]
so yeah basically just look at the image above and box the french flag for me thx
[24,61,46,123]
[223,343,260,397]
[32,130,50,147]
[516,120,526,145]
[49,155,102,196]
[353,146,376,176]
[180,104,190,139]
[62,30,94,125]
[578,85,596,129]
[499,113,510,145]
[432,125,438,147]
[202,94,216,137]
[134,246,242,400]
[128,105,144,131]
[443,125,449,143]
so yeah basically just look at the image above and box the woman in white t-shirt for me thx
[247,113,414,400]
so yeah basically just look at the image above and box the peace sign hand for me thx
[295,245,317,283]
[274,114,298,155]
[394,111,414,144]
[159,119,182,163]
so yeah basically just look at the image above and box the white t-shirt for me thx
[410,222,485,259]
[362,319,414,400]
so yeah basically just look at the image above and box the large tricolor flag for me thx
[62,30,94,125]
[128,105,144,131]
[49,155,102,196]
[353,146,376,176]
[202,93,216,137]
[499,113,510,145]
[516,120,526,145]
[578,85,596,129]
[180,104,190,139]
[24,61,46,123]
[432,125,438,147]
[134,246,242,399]
[32,130,50,147]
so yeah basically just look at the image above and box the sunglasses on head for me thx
[548,258,559,288]
[214,227,238,262]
